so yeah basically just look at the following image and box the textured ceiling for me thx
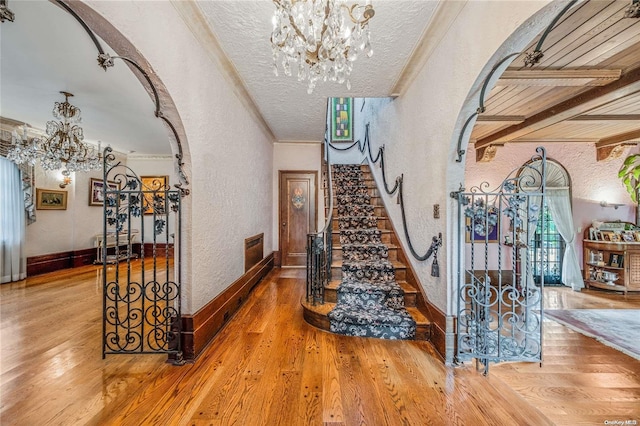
[0,1,437,153]
[0,0,170,155]
[198,1,438,142]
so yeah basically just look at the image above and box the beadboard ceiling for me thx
[470,0,640,162]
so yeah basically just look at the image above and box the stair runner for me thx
[327,164,416,339]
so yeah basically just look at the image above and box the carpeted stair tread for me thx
[328,279,416,294]
[331,259,406,270]
[327,163,417,340]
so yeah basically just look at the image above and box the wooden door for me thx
[279,171,317,267]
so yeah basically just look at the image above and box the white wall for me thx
[360,1,568,317]
[89,1,274,314]
[25,151,127,257]
[272,142,324,250]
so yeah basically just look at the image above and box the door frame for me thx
[278,170,318,267]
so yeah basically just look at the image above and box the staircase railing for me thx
[306,101,334,305]
[328,121,442,274]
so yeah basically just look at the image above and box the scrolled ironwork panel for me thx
[101,147,182,360]
[456,147,547,374]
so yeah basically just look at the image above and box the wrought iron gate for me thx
[455,147,547,374]
[101,148,183,363]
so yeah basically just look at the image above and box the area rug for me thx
[545,309,640,360]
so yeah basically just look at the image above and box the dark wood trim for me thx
[27,243,144,276]
[27,251,74,276]
[395,245,446,362]
[244,233,264,272]
[71,248,98,268]
[143,243,174,258]
[180,252,275,361]
[278,170,318,267]
[274,251,282,267]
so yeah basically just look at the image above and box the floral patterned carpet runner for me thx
[327,165,416,339]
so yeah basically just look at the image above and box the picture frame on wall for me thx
[331,97,354,143]
[465,216,499,243]
[89,178,119,206]
[36,188,68,210]
[140,175,169,215]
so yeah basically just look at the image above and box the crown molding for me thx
[390,1,467,97]
[170,1,276,142]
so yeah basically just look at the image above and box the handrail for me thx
[306,99,334,304]
[319,100,334,234]
[327,123,442,270]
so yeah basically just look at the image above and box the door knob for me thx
[282,222,286,226]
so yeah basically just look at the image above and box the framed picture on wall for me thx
[465,216,499,243]
[89,178,119,206]
[36,188,67,210]
[331,97,354,142]
[140,175,169,215]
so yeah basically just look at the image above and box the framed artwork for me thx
[36,188,67,210]
[89,178,119,206]
[141,175,169,215]
[609,253,622,268]
[622,232,635,242]
[331,97,354,142]
[465,216,499,243]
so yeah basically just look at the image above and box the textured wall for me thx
[465,142,639,265]
[362,1,564,315]
[89,1,274,314]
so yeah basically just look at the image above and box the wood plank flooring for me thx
[1,264,639,425]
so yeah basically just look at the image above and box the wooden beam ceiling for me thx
[496,69,622,86]
[474,66,640,150]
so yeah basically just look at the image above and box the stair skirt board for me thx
[327,164,417,340]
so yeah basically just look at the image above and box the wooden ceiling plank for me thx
[570,114,640,121]
[490,86,555,116]
[476,115,526,124]
[474,66,640,148]
[596,128,640,147]
[536,2,629,69]
[508,87,590,117]
[559,21,640,68]
[545,14,636,69]
[582,25,640,67]
[587,93,640,114]
[511,0,613,69]
[482,85,521,114]
[600,44,640,68]
[497,69,621,86]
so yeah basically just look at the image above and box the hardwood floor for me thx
[1,264,639,425]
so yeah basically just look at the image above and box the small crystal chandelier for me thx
[271,0,375,94]
[8,91,102,175]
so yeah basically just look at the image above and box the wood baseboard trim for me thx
[27,244,145,276]
[143,243,174,258]
[180,252,275,361]
[386,213,446,361]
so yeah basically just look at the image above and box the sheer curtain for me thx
[546,187,584,291]
[0,156,26,283]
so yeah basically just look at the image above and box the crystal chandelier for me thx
[8,91,102,174]
[271,0,375,94]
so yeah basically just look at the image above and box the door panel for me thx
[280,171,317,266]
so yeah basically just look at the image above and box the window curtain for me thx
[545,187,584,291]
[1,156,27,283]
